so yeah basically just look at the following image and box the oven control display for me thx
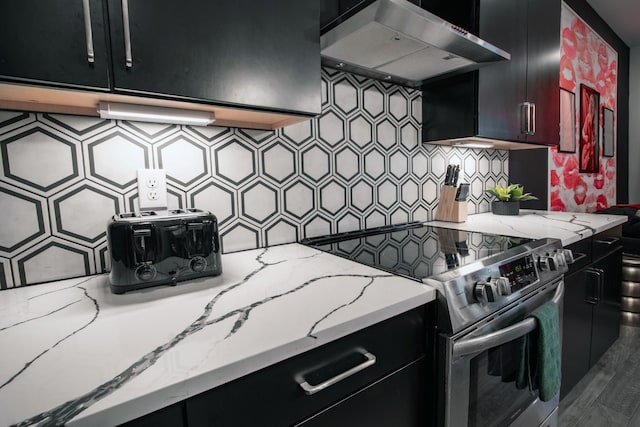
[499,255,538,291]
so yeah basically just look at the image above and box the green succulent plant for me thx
[486,184,538,202]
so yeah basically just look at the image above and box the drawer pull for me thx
[594,236,621,246]
[298,351,376,395]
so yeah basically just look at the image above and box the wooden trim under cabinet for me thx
[0,83,311,130]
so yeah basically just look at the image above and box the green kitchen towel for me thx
[515,301,561,401]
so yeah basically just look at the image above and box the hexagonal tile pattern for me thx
[335,147,359,182]
[333,77,358,115]
[185,125,231,144]
[284,182,315,220]
[1,126,80,192]
[318,110,345,147]
[281,119,314,146]
[400,122,418,151]
[158,135,209,188]
[261,143,296,183]
[86,130,149,190]
[411,152,428,178]
[0,187,46,253]
[0,69,511,288]
[214,139,257,186]
[0,111,34,135]
[301,145,330,182]
[389,90,408,122]
[320,180,346,215]
[401,179,419,207]
[337,212,360,233]
[363,149,385,181]
[365,209,386,229]
[410,95,422,123]
[220,222,259,253]
[376,120,397,150]
[53,184,120,244]
[362,83,384,119]
[42,113,112,140]
[348,116,372,148]
[190,181,235,225]
[120,121,178,141]
[351,179,374,213]
[303,214,332,239]
[389,151,408,179]
[377,180,398,209]
[265,219,298,246]
[241,182,278,224]
[15,240,92,285]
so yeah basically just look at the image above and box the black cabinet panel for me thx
[524,0,561,145]
[107,0,321,115]
[422,0,560,146]
[297,357,426,427]
[590,246,623,366]
[560,235,622,399]
[118,402,186,427]
[477,0,528,142]
[186,307,426,426]
[560,269,592,398]
[0,0,110,90]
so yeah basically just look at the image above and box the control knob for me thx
[135,264,157,281]
[474,277,510,303]
[538,253,562,271]
[190,256,208,273]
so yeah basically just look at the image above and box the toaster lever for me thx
[133,228,152,237]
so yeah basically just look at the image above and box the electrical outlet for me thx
[137,169,167,210]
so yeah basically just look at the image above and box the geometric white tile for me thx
[262,143,296,183]
[348,116,372,148]
[241,182,278,224]
[158,136,208,188]
[283,182,315,219]
[13,239,92,285]
[320,180,346,215]
[301,145,330,182]
[214,139,257,186]
[189,181,235,225]
[86,130,148,189]
[376,120,397,150]
[363,149,385,181]
[335,147,359,182]
[265,219,298,246]
[0,187,45,253]
[1,126,79,192]
[221,222,259,253]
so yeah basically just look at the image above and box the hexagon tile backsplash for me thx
[0,68,508,288]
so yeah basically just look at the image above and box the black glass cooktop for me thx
[301,222,533,281]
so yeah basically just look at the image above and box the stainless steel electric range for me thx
[302,221,572,427]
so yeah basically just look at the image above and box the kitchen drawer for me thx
[185,306,427,427]
[592,225,623,262]
[565,238,592,273]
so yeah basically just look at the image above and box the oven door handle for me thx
[453,281,564,358]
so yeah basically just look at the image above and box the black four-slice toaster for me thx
[106,209,222,294]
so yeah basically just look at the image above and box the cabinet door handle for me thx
[571,252,588,263]
[122,0,133,68]
[298,350,376,395]
[82,0,95,63]
[520,102,535,135]
[585,268,602,304]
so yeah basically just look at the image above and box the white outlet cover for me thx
[137,169,168,210]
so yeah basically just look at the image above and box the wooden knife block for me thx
[434,185,468,223]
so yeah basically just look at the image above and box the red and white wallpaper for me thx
[552,4,617,212]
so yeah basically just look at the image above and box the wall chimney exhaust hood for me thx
[320,0,510,87]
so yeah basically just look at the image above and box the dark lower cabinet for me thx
[297,357,425,426]
[120,305,432,427]
[560,230,623,399]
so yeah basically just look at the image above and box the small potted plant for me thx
[486,184,538,216]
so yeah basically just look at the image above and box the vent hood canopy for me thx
[320,0,510,87]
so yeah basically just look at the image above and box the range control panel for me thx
[499,254,538,291]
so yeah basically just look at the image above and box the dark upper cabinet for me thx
[0,0,110,90]
[1,1,321,122]
[107,0,320,115]
[422,0,560,146]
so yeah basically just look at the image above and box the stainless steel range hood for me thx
[320,0,510,87]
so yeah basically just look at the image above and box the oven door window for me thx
[468,339,536,427]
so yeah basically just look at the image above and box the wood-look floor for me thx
[559,325,640,426]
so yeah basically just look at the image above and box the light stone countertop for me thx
[0,243,435,426]
[426,210,627,245]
